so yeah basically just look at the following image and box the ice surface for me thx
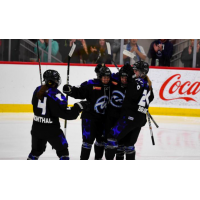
[0,113,200,160]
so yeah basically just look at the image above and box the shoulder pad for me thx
[111,73,120,82]
[33,86,41,95]
[135,78,148,89]
[81,79,101,86]
[135,78,145,87]
[46,88,67,105]
[80,81,88,87]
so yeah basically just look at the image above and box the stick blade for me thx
[69,43,76,58]
[106,42,111,55]
[151,136,155,145]
[123,50,135,59]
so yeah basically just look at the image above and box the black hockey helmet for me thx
[119,63,132,77]
[43,70,61,87]
[132,61,149,77]
[98,66,111,79]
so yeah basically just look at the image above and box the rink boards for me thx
[0,62,200,116]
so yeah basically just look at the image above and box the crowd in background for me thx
[0,39,199,68]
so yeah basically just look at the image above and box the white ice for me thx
[0,113,200,160]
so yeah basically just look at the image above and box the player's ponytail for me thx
[146,75,152,91]
[36,85,49,100]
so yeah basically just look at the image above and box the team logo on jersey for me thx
[94,96,109,114]
[110,90,125,108]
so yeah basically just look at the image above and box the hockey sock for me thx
[116,152,124,160]
[126,151,136,160]
[27,153,39,160]
[125,146,136,160]
[94,141,104,160]
[56,148,69,159]
[105,138,118,160]
[60,155,70,160]
[105,148,117,160]
[80,142,92,160]
[116,145,124,160]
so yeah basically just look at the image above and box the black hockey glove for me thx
[75,101,90,112]
[127,67,136,82]
[63,84,73,95]
[123,63,132,71]
[95,64,102,74]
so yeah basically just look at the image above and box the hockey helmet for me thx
[99,66,111,78]
[43,70,61,87]
[132,61,149,77]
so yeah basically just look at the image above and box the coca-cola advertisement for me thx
[149,68,200,109]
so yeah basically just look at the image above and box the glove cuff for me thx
[63,85,72,94]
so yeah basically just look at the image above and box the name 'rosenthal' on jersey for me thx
[33,115,53,124]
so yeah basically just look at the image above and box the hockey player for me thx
[27,70,90,160]
[63,65,111,160]
[105,63,132,160]
[105,61,154,160]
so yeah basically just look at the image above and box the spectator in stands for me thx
[181,39,200,68]
[34,39,59,62]
[85,39,98,57]
[147,39,173,66]
[123,39,146,65]
[124,39,129,45]
[88,39,112,64]
[111,39,121,64]
[56,39,89,63]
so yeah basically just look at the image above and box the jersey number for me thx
[138,89,151,107]
[37,97,47,115]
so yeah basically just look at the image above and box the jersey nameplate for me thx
[34,115,53,124]
[93,86,101,90]
[138,106,148,114]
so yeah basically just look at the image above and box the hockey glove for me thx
[123,63,132,71]
[75,101,90,112]
[63,84,73,95]
[95,64,102,74]
[127,68,136,82]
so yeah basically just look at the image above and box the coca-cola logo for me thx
[159,74,200,102]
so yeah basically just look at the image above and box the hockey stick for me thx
[147,112,155,145]
[37,41,43,85]
[147,111,159,128]
[124,47,159,129]
[64,42,76,136]
[107,42,158,132]
[106,42,120,72]
[123,49,135,59]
